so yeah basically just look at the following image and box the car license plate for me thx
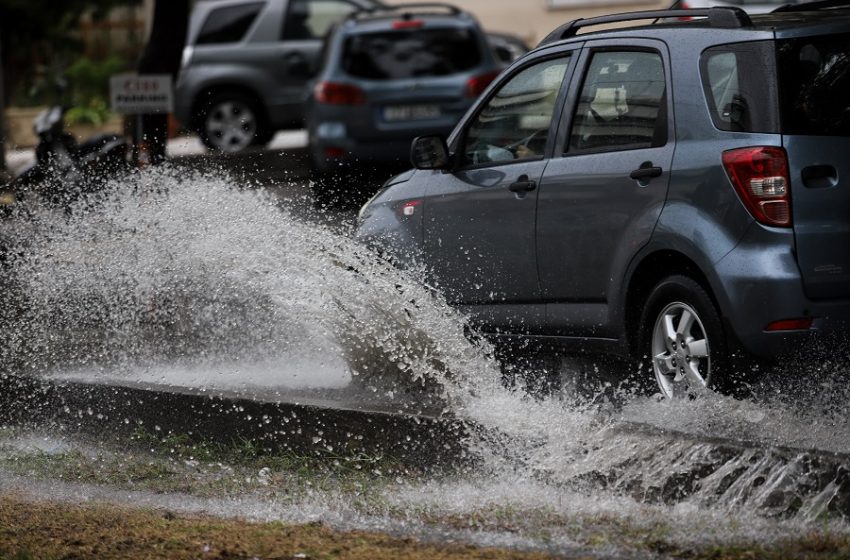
[382,104,441,122]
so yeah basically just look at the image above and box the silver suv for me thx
[356,5,850,398]
[175,0,380,152]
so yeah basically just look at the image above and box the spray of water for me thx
[3,165,504,404]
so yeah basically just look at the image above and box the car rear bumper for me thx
[729,301,850,360]
[713,227,850,359]
[310,137,420,174]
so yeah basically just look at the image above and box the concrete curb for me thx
[0,374,471,467]
[3,373,850,518]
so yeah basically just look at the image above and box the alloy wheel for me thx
[650,301,711,398]
[204,100,257,152]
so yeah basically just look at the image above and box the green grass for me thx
[0,427,416,501]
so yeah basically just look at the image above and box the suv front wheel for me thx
[197,92,271,152]
[638,275,729,398]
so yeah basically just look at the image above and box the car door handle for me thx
[629,164,663,181]
[508,175,537,193]
[802,164,838,189]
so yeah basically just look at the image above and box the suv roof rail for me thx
[773,0,850,12]
[538,7,751,46]
[349,2,463,22]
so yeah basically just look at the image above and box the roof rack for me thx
[772,0,850,12]
[538,7,751,46]
[348,2,463,22]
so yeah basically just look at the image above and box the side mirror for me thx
[410,135,451,170]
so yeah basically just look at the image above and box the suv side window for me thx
[568,50,666,154]
[283,0,360,40]
[197,2,265,45]
[461,57,570,166]
[701,41,778,133]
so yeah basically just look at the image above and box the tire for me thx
[637,275,730,398]
[196,92,269,153]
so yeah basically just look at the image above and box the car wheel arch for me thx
[621,249,723,359]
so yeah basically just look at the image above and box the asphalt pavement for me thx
[4,130,311,179]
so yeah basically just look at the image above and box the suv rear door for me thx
[778,31,850,299]
[536,40,674,334]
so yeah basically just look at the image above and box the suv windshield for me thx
[341,27,482,80]
[778,33,850,137]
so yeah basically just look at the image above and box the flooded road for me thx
[1,163,849,557]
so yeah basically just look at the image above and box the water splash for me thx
[2,165,502,405]
[3,164,850,545]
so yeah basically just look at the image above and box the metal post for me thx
[0,30,7,178]
[136,112,145,166]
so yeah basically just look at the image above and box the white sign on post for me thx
[109,73,174,114]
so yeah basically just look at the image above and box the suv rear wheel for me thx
[638,275,729,398]
[197,92,270,152]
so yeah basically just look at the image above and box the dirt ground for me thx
[0,496,561,560]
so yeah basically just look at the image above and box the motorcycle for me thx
[10,104,129,210]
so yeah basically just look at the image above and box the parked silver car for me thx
[175,0,380,152]
[306,3,503,202]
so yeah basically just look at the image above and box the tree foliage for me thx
[0,0,141,106]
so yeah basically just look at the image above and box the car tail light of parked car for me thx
[722,146,792,227]
[465,70,501,98]
[314,81,367,106]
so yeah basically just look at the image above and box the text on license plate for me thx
[383,104,441,122]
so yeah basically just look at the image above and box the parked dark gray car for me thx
[306,3,502,200]
[175,0,380,152]
[356,4,850,398]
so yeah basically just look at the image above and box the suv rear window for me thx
[778,33,850,137]
[700,41,778,133]
[341,27,482,80]
[197,2,264,45]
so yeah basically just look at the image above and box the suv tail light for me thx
[722,146,792,228]
[465,70,501,98]
[314,81,366,105]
